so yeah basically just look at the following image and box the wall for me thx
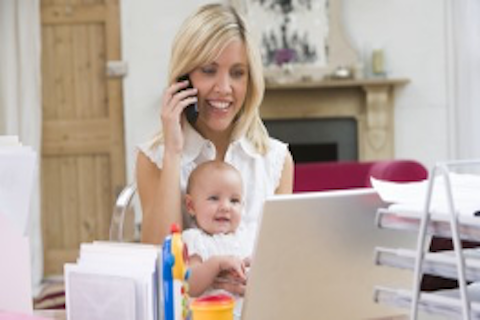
[120,0,215,182]
[343,0,453,168]
[120,0,453,182]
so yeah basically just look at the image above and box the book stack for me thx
[64,242,163,320]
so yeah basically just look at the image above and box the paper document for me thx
[0,213,33,314]
[0,137,36,235]
[65,242,163,320]
[371,173,480,216]
[0,136,36,314]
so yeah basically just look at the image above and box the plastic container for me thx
[190,294,234,320]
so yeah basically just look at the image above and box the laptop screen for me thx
[241,189,416,319]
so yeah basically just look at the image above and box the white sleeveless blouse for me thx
[137,123,288,246]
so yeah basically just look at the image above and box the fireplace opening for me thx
[264,118,358,163]
[289,143,337,162]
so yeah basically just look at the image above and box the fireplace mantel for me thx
[260,78,409,161]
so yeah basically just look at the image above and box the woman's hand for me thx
[160,79,198,154]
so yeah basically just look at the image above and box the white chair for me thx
[109,182,139,242]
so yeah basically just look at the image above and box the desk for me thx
[33,309,406,320]
[369,316,407,320]
[34,310,66,320]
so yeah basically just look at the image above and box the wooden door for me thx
[41,0,126,275]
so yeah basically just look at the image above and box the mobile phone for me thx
[177,74,198,125]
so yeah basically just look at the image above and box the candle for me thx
[372,48,385,75]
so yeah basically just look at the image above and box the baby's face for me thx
[188,168,243,235]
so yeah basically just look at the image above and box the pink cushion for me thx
[366,160,428,187]
[293,160,427,193]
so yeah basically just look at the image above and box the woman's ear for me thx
[185,194,195,216]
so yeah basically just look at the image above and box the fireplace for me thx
[265,118,357,163]
[260,78,409,161]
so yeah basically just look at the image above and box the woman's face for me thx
[189,39,249,137]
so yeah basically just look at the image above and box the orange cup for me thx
[190,294,234,320]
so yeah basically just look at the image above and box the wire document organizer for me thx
[373,160,480,320]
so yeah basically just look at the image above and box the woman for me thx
[136,4,294,293]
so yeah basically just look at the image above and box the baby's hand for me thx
[213,256,247,296]
[218,256,246,282]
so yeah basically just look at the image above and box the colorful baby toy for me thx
[162,224,190,320]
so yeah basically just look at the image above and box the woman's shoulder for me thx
[266,136,288,154]
[136,137,164,170]
[237,135,287,158]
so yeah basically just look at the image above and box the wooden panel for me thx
[42,0,104,7]
[45,249,80,275]
[42,24,107,121]
[41,0,127,276]
[42,119,111,155]
[42,5,106,25]
[42,155,112,275]
[104,0,126,196]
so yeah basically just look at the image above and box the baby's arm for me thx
[187,254,246,297]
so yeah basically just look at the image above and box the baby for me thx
[182,160,251,298]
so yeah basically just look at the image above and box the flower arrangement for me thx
[274,48,297,66]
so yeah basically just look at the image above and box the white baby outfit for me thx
[182,226,251,319]
[182,227,251,261]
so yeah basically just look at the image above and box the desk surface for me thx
[34,310,65,320]
[34,309,407,320]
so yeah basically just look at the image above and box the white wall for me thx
[120,0,217,183]
[120,0,454,182]
[343,0,453,168]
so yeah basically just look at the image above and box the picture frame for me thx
[231,0,359,83]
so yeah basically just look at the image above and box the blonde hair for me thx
[154,4,269,154]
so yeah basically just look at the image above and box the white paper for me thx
[371,173,480,216]
[0,213,33,314]
[0,142,36,235]
[0,137,36,314]
[0,135,20,146]
[65,266,136,320]
[65,242,163,320]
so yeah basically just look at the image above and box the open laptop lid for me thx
[241,189,416,320]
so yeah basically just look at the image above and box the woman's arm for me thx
[276,150,294,194]
[137,151,183,244]
[188,255,246,297]
[138,80,198,244]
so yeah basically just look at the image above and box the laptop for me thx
[241,188,417,320]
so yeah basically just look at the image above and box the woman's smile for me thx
[208,100,232,110]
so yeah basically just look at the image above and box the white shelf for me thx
[374,286,480,319]
[375,247,480,282]
[376,208,480,242]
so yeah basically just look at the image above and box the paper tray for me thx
[375,208,480,242]
[375,247,480,282]
[374,286,480,319]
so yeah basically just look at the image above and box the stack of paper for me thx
[64,241,163,320]
[371,173,480,217]
[0,135,36,235]
[0,135,37,314]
